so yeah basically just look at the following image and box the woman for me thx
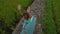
[17,4,37,34]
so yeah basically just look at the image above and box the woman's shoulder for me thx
[32,15,36,19]
[31,15,36,21]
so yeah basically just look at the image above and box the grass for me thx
[0,0,31,25]
[0,0,31,34]
[53,0,60,34]
[42,0,57,34]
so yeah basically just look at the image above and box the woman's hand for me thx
[17,4,21,11]
[17,4,23,15]
[27,6,30,13]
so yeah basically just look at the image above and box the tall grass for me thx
[53,0,60,34]
[42,0,57,34]
[0,0,31,34]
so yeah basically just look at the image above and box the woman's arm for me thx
[17,4,23,15]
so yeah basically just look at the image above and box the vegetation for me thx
[0,0,31,34]
[53,0,60,34]
[42,0,57,34]
[0,0,60,34]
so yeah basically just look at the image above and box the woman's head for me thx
[23,6,31,19]
[23,12,29,19]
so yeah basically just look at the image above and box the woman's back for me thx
[20,16,36,34]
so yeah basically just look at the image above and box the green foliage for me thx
[20,0,31,10]
[53,0,60,34]
[42,0,57,34]
[0,0,31,34]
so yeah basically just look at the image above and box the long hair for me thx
[23,12,29,19]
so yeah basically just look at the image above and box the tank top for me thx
[20,16,36,34]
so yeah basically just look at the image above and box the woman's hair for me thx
[23,12,29,19]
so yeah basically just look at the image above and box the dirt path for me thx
[12,0,45,34]
[30,0,45,34]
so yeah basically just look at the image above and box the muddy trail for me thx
[12,0,45,34]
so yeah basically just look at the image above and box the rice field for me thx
[0,0,31,34]
[0,0,60,34]
[53,0,60,34]
[42,0,59,34]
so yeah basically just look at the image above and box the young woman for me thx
[17,4,37,34]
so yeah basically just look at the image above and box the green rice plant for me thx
[53,0,60,34]
[42,0,57,34]
[0,0,31,34]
